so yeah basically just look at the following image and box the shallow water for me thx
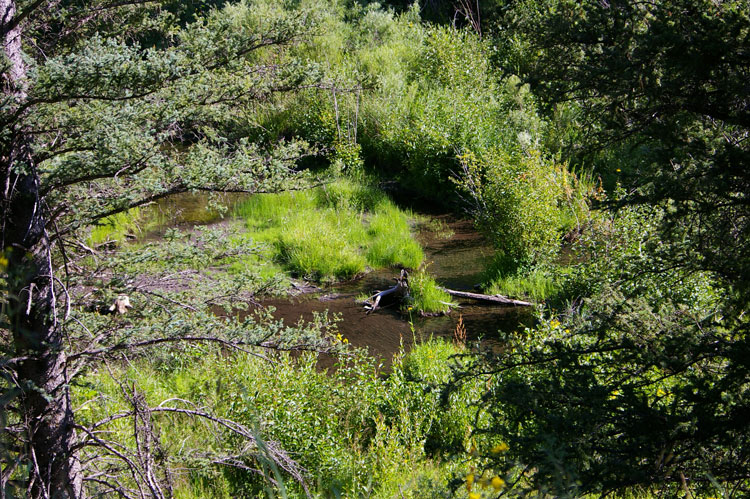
[145,193,533,364]
[255,215,532,366]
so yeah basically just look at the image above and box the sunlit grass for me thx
[87,208,143,246]
[232,179,424,282]
[484,267,558,302]
[406,268,453,314]
[277,209,368,281]
[366,203,423,269]
[74,342,474,498]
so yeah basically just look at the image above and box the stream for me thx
[149,194,534,365]
[253,215,532,365]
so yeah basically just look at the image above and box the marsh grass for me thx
[407,267,453,314]
[366,203,423,269]
[232,179,423,281]
[484,266,558,302]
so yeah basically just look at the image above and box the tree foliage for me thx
[459,0,750,495]
[1,0,324,495]
[499,0,750,298]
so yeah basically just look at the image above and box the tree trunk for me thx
[2,1,85,496]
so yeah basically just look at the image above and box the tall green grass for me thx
[481,252,559,302]
[406,267,453,314]
[232,179,423,282]
[484,268,558,302]
[366,203,423,269]
[74,340,475,498]
[276,209,368,280]
[87,208,143,246]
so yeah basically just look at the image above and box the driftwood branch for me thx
[361,269,533,314]
[363,270,409,314]
[438,287,533,307]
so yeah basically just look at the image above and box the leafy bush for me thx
[461,204,740,497]
[455,148,572,271]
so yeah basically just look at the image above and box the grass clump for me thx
[232,179,423,282]
[366,203,423,269]
[407,267,453,314]
[484,267,558,302]
[315,177,387,212]
[276,209,368,281]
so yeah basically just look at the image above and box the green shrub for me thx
[455,148,574,271]
[75,340,482,498]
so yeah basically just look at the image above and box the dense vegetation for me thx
[1,0,747,497]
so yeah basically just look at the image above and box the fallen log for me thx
[438,287,533,307]
[364,270,409,314]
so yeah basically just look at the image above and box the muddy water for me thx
[256,216,532,365]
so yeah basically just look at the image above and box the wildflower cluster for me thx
[335,332,349,344]
[464,442,509,497]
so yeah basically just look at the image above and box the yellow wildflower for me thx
[0,255,7,269]
[469,493,480,499]
[343,338,349,344]
[491,476,505,490]
[466,473,475,488]
[491,442,509,454]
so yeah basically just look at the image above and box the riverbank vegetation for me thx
[76,339,476,498]
[2,0,748,497]
[232,179,423,282]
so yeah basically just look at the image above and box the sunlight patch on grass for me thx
[232,179,424,282]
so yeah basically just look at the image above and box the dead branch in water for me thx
[361,270,533,314]
[437,287,533,307]
[363,270,409,314]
